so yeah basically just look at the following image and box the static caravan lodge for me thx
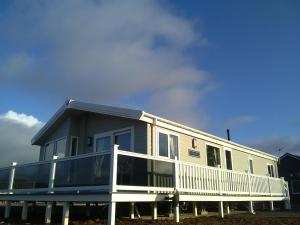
[0,100,290,225]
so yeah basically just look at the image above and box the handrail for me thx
[0,145,288,198]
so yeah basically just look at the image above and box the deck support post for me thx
[269,201,274,211]
[193,202,198,217]
[225,202,230,215]
[108,202,116,225]
[4,201,11,219]
[21,201,28,221]
[152,202,157,220]
[130,203,135,219]
[218,201,224,218]
[174,201,179,223]
[248,201,255,214]
[45,202,53,224]
[62,202,70,225]
[284,200,291,210]
[85,202,91,217]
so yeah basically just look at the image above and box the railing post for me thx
[109,144,119,193]
[48,155,58,192]
[217,165,222,195]
[5,162,17,219]
[45,155,57,224]
[268,176,272,196]
[8,162,17,193]
[108,145,119,225]
[173,156,180,190]
[247,171,252,196]
[173,156,180,223]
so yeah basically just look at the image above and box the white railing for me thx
[0,145,289,199]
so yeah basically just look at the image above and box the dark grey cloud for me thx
[247,136,300,157]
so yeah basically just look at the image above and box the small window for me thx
[206,145,221,167]
[249,159,254,174]
[96,136,111,152]
[225,150,233,170]
[267,164,275,177]
[44,142,54,160]
[70,136,78,156]
[159,133,169,157]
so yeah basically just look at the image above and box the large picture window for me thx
[158,131,179,159]
[206,145,221,167]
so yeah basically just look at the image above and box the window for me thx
[267,164,275,177]
[159,133,169,157]
[43,137,67,160]
[44,142,54,160]
[56,138,67,158]
[206,145,221,167]
[96,136,111,152]
[115,131,131,151]
[157,131,179,159]
[170,135,178,159]
[249,159,254,174]
[70,136,78,156]
[225,150,233,170]
[94,128,133,152]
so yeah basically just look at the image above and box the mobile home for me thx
[0,100,290,225]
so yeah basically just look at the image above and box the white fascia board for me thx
[140,112,278,161]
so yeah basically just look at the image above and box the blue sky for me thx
[0,0,299,157]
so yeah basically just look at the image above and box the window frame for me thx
[205,143,222,168]
[69,136,79,156]
[267,163,275,177]
[93,126,134,153]
[43,136,67,160]
[248,157,254,174]
[156,128,180,160]
[224,148,233,170]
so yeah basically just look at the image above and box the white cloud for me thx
[0,0,209,129]
[0,111,43,166]
[0,110,43,128]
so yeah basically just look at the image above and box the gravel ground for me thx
[1,207,300,225]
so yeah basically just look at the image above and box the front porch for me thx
[0,145,291,225]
